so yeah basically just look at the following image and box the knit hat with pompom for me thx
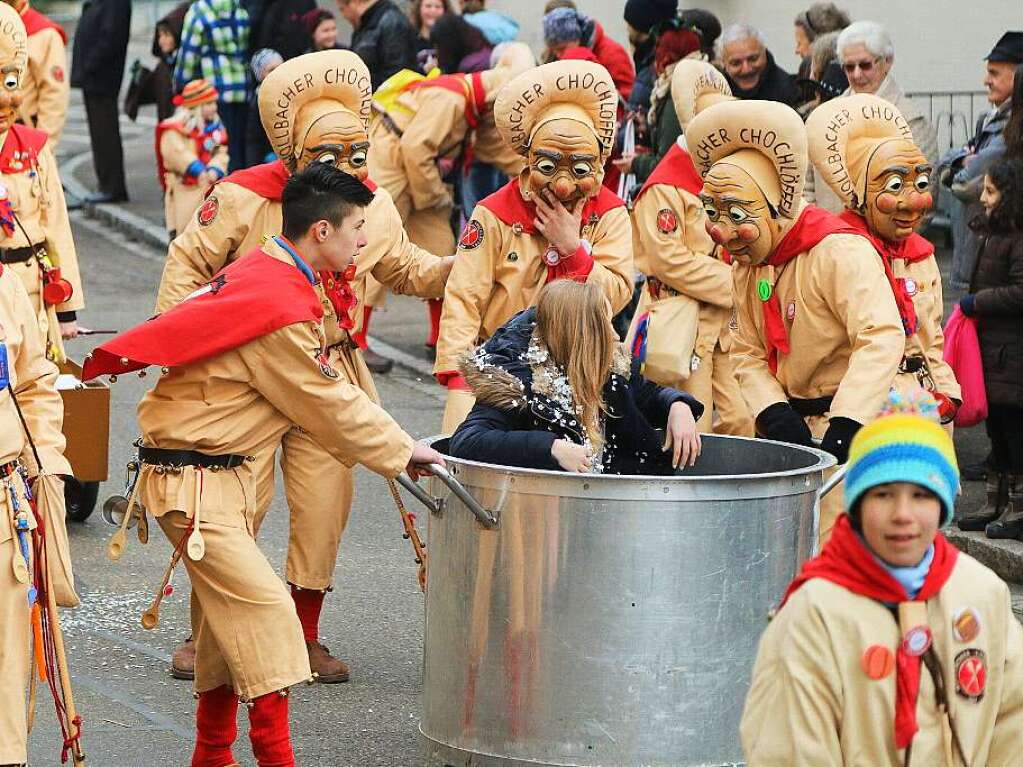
[844,388,959,526]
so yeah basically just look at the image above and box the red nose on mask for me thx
[553,177,575,200]
[907,191,932,212]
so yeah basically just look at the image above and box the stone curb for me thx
[946,530,1023,584]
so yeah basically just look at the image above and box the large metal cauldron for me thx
[398,434,837,767]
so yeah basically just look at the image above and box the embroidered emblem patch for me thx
[861,644,895,680]
[458,219,484,249]
[51,65,64,83]
[656,208,678,234]
[952,607,981,643]
[955,648,986,701]
[198,195,220,227]
[317,352,339,379]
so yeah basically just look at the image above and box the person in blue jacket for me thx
[450,280,703,474]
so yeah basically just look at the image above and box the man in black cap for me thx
[624,0,678,114]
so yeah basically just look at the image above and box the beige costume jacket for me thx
[20,26,68,145]
[741,554,1023,766]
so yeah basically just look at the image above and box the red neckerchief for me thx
[0,124,46,174]
[154,120,228,190]
[839,210,933,337]
[82,248,323,381]
[635,143,704,200]
[757,206,862,374]
[21,7,67,43]
[211,159,378,201]
[317,263,358,330]
[405,72,486,171]
[478,179,625,235]
[780,514,958,751]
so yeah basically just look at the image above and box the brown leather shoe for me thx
[170,636,196,680]
[306,640,350,683]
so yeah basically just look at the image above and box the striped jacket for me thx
[174,0,250,103]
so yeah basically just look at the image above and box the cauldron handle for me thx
[425,463,499,529]
[818,464,847,499]
[394,474,441,515]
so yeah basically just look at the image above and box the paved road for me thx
[26,215,445,766]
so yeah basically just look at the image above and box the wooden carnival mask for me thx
[0,3,26,134]
[807,93,931,243]
[259,50,372,176]
[496,60,618,208]
[686,100,809,265]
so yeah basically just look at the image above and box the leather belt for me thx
[139,446,249,469]
[0,246,37,264]
[379,111,404,138]
[899,355,925,374]
[789,396,833,417]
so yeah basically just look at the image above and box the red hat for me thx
[173,79,218,108]
[654,27,701,73]
[302,8,334,36]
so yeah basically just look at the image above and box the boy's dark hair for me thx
[281,164,374,241]
[984,157,1023,234]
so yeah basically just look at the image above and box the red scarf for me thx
[317,263,358,330]
[82,249,323,381]
[405,72,486,171]
[635,142,704,201]
[215,159,378,201]
[479,179,625,235]
[780,514,959,750]
[0,124,46,174]
[839,210,934,337]
[757,206,862,373]
[22,7,67,43]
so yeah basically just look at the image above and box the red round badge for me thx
[458,220,484,250]
[656,208,678,234]
[198,196,220,227]
[860,644,895,680]
[51,65,64,83]
[955,649,986,701]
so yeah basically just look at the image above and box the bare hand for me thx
[551,439,592,473]
[436,157,456,177]
[612,152,635,174]
[533,191,583,257]
[663,401,701,468]
[59,320,79,339]
[407,441,445,480]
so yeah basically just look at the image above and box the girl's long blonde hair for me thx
[534,280,618,451]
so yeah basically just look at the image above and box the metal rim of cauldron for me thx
[424,433,838,504]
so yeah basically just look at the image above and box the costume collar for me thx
[271,236,317,286]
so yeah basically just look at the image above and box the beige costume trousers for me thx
[680,343,753,437]
[143,468,310,699]
[0,478,33,764]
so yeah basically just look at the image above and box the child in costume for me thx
[741,389,1023,765]
[156,78,228,237]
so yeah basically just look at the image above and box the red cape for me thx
[22,7,67,44]
[839,210,931,336]
[635,142,704,200]
[0,124,47,173]
[758,205,863,372]
[82,249,323,381]
[478,180,625,235]
[215,159,377,201]
[780,514,958,750]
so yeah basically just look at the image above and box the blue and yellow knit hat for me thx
[844,389,959,526]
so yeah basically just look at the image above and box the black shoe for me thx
[362,347,393,375]
[961,460,988,482]
[85,191,129,204]
[985,516,1023,540]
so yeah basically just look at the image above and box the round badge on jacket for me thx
[458,220,484,250]
[656,208,678,234]
[197,195,220,227]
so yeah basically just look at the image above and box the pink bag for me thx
[943,306,988,427]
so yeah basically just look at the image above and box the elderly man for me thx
[804,20,938,212]
[718,23,799,107]
[943,32,1022,291]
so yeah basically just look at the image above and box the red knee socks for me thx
[248,691,294,767]
[192,684,239,767]
[291,585,324,643]
[427,298,443,347]
[352,305,372,350]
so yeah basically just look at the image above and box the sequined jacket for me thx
[449,308,702,475]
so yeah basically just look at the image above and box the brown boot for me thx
[306,640,350,683]
[170,635,195,680]
[986,475,1023,540]
[957,473,1006,531]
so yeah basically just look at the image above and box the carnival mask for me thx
[0,63,22,133]
[700,164,784,266]
[863,139,932,243]
[521,119,602,208]
[296,110,370,180]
